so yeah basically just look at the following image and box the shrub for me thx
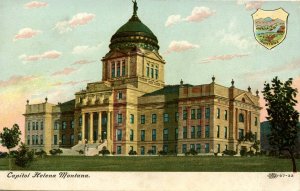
[35,150,47,158]
[222,150,237,156]
[49,149,63,156]
[78,150,84,154]
[190,149,198,156]
[0,152,8,158]
[147,150,153,155]
[128,150,137,155]
[240,149,247,156]
[10,150,19,158]
[247,150,254,157]
[158,150,167,156]
[99,147,110,156]
[14,143,34,168]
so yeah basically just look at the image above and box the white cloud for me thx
[165,41,199,54]
[53,12,96,33]
[165,15,182,27]
[200,53,250,64]
[72,43,101,54]
[19,50,62,62]
[13,28,41,41]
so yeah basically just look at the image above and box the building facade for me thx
[24,2,261,155]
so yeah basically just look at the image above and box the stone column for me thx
[107,111,111,140]
[82,113,85,143]
[89,112,93,143]
[98,112,102,142]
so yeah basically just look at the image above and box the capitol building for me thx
[24,2,260,156]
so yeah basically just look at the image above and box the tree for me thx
[262,77,299,172]
[15,143,34,168]
[0,124,21,170]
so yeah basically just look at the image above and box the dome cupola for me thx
[109,1,159,51]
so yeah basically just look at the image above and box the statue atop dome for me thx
[132,0,138,15]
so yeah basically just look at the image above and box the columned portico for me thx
[89,112,94,143]
[98,112,102,142]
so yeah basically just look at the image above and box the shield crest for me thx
[252,8,288,49]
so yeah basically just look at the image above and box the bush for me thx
[128,150,137,155]
[190,149,198,156]
[14,143,34,168]
[240,149,247,156]
[35,150,47,158]
[158,150,167,156]
[78,150,84,154]
[0,152,8,158]
[247,150,254,157]
[223,150,237,156]
[99,146,110,156]
[147,150,153,155]
[10,150,19,158]
[49,149,63,156]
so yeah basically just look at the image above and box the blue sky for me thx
[0,0,300,139]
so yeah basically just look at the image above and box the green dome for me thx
[109,15,159,51]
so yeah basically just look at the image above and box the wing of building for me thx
[23,2,261,156]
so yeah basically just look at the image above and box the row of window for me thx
[27,121,43,131]
[54,120,75,130]
[27,135,43,145]
[53,134,75,145]
[111,60,126,78]
[146,64,159,79]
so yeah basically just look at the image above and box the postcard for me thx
[0,0,299,190]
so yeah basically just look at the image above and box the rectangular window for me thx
[175,128,178,140]
[36,122,38,130]
[163,128,168,141]
[122,61,125,76]
[141,130,145,141]
[191,109,196,119]
[224,110,228,120]
[117,146,122,154]
[217,108,220,119]
[27,135,30,145]
[117,61,120,77]
[27,122,30,131]
[197,109,201,119]
[111,63,115,78]
[71,120,74,129]
[130,129,134,141]
[117,92,123,99]
[163,113,169,122]
[40,135,43,145]
[32,122,35,130]
[155,69,158,79]
[224,127,227,139]
[191,126,195,139]
[151,68,154,78]
[141,146,145,155]
[40,121,43,130]
[190,144,195,151]
[62,121,67,130]
[146,66,150,77]
[205,143,209,153]
[117,129,122,141]
[79,117,82,126]
[175,112,179,122]
[54,135,58,145]
[117,113,122,124]
[205,125,210,138]
[163,145,168,153]
[130,114,134,124]
[225,145,228,151]
[140,115,145,124]
[217,144,220,153]
[152,129,156,141]
[152,114,157,124]
[238,129,244,139]
[183,109,187,120]
[54,121,59,130]
[196,144,201,153]
[255,117,258,126]
[217,125,220,138]
[183,127,187,139]
[205,108,210,119]
[197,126,201,138]
[152,145,156,155]
[32,135,34,145]
[62,134,66,144]
[182,144,187,153]
[70,134,74,145]
[36,135,39,144]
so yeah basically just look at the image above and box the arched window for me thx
[239,113,244,122]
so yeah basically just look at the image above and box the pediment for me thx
[144,51,165,63]
[103,50,128,60]
[234,93,255,105]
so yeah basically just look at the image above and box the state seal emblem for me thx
[252,8,288,49]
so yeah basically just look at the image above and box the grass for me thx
[0,156,299,172]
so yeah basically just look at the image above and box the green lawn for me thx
[0,156,299,171]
